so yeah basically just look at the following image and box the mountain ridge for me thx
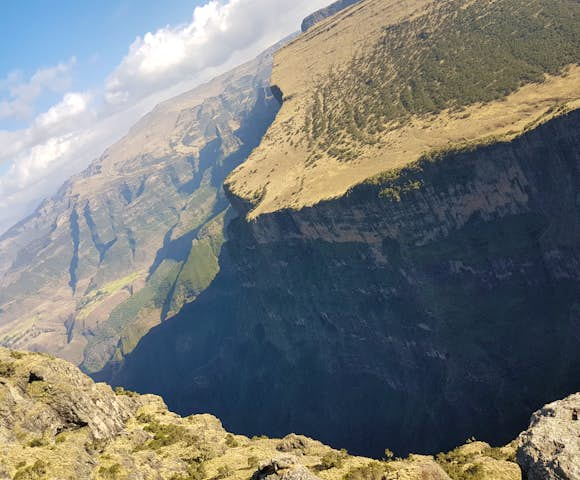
[227,0,580,219]
[0,44,282,372]
[300,0,363,32]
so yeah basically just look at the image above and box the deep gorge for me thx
[104,108,580,457]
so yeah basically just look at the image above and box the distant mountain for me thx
[0,46,281,373]
[301,0,362,32]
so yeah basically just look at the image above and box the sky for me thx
[0,0,330,235]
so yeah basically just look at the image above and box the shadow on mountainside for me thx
[96,110,580,458]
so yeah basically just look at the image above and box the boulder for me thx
[253,455,321,480]
[517,393,580,479]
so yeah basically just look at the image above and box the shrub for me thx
[225,433,239,448]
[384,449,395,461]
[320,450,347,470]
[171,462,207,480]
[114,386,138,397]
[98,463,123,480]
[436,447,488,480]
[142,422,198,450]
[14,460,47,480]
[28,437,46,448]
[216,465,233,479]
[0,360,15,377]
[343,461,385,480]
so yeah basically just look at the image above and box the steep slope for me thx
[110,108,580,456]
[227,0,579,218]
[0,48,281,372]
[5,347,576,480]
[109,0,580,458]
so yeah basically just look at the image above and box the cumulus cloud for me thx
[0,0,331,235]
[105,0,329,107]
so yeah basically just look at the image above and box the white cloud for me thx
[105,0,329,107]
[35,92,91,129]
[0,0,331,236]
[0,59,75,121]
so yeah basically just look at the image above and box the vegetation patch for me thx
[302,0,580,163]
[343,461,386,480]
[0,360,15,377]
[13,460,47,480]
[139,421,199,450]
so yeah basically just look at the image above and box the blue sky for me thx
[0,0,330,235]
[0,0,202,129]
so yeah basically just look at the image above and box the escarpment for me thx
[109,108,580,457]
[2,0,578,466]
[105,0,580,459]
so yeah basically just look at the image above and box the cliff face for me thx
[110,108,580,457]
[300,0,362,32]
[0,48,280,372]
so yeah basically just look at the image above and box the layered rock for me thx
[110,107,580,457]
[105,0,580,460]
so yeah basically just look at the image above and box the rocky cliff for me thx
[3,347,578,480]
[108,107,580,457]
[300,0,362,32]
[107,0,580,458]
[0,46,281,373]
[518,393,580,480]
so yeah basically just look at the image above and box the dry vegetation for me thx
[226,0,580,218]
[0,348,522,480]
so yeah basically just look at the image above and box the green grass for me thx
[137,421,200,451]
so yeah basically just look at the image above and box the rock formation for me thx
[517,393,580,480]
[0,347,530,480]
[109,0,580,457]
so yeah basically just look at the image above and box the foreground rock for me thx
[0,347,533,479]
[517,393,580,480]
[253,456,321,480]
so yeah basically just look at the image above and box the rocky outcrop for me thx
[253,456,321,480]
[0,348,135,444]
[517,393,580,480]
[300,0,362,32]
[0,347,525,480]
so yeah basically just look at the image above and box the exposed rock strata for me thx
[112,109,580,457]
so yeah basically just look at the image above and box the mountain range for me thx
[0,0,579,467]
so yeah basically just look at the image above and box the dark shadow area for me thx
[97,97,580,459]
